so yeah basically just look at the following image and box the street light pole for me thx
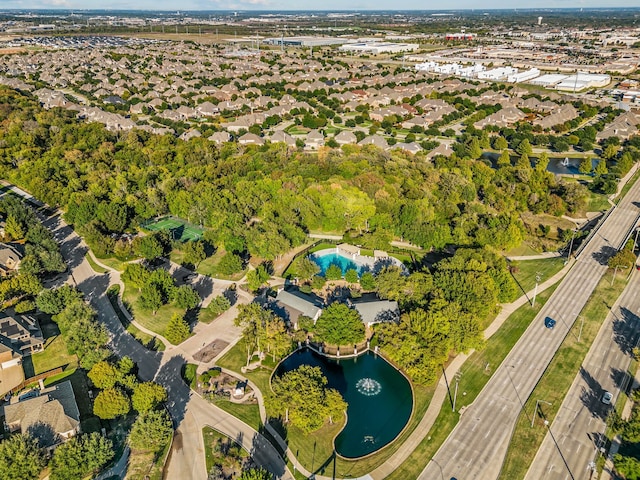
[532,399,553,428]
[532,272,542,307]
[566,228,577,263]
[453,371,462,412]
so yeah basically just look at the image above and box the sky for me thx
[3,0,640,11]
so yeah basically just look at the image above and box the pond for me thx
[275,348,413,458]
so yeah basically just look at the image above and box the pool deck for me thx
[311,247,403,272]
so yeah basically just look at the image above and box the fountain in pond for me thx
[356,378,382,396]
[562,157,570,166]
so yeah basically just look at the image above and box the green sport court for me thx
[143,216,203,242]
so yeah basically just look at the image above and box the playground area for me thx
[142,216,203,242]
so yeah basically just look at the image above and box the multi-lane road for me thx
[525,271,640,480]
[419,176,640,480]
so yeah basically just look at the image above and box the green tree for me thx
[492,136,508,150]
[608,249,636,270]
[132,382,167,413]
[122,263,150,292]
[579,157,592,174]
[497,149,511,167]
[165,313,191,344]
[208,295,231,317]
[261,317,291,362]
[292,256,320,281]
[595,159,608,176]
[246,265,270,292]
[603,144,619,160]
[235,303,273,364]
[88,360,120,389]
[183,240,206,268]
[140,282,163,314]
[133,234,163,261]
[49,433,115,480]
[0,434,45,480]
[314,303,365,346]
[613,454,640,480]
[535,152,550,172]
[311,275,326,290]
[129,410,173,453]
[516,139,533,156]
[93,388,130,420]
[359,271,376,290]
[239,468,272,480]
[344,268,359,283]
[217,252,243,275]
[4,215,25,241]
[325,264,342,281]
[270,365,346,433]
[172,285,200,310]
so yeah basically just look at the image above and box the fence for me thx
[10,367,64,394]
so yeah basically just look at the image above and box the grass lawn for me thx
[307,242,338,254]
[106,286,165,351]
[387,285,558,480]
[586,192,612,214]
[94,255,129,272]
[29,320,78,376]
[211,399,261,431]
[505,243,542,257]
[498,270,630,480]
[616,167,640,205]
[510,257,567,295]
[171,247,246,281]
[122,281,188,340]
[85,254,108,274]
[217,339,437,478]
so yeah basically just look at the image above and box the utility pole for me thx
[566,228,577,263]
[452,371,462,412]
[532,272,542,307]
[532,399,552,428]
[578,315,585,342]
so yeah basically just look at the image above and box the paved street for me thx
[419,175,640,480]
[524,270,640,480]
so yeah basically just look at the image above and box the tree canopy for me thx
[314,303,365,346]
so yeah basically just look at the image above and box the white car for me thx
[602,391,613,405]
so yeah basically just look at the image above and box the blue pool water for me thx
[311,252,361,276]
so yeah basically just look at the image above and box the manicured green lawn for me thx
[499,270,630,480]
[171,247,246,281]
[211,400,261,431]
[94,254,129,272]
[30,321,78,376]
[387,285,558,480]
[85,254,108,274]
[510,257,567,295]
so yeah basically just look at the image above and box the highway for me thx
[419,176,640,480]
[524,271,640,480]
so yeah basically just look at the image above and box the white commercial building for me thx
[555,73,611,92]
[528,74,570,88]
[477,67,518,81]
[507,68,541,83]
[340,42,419,54]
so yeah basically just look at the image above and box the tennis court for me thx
[143,216,203,242]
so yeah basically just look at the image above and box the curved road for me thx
[419,175,640,480]
[37,210,293,480]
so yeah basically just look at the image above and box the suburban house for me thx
[270,289,324,327]
[305,130,325,150]
[0,243,23,276]
[0,341,24,397]
[237,133,265,146]
[270,130,297,147]
[334,130,357,146]
[0,312,44,356]
[349,296,400,328]
[4,380,80,449]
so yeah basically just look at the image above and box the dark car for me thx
[182,273,197,282]
[544,317,556,329]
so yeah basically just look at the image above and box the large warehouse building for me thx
[339,42,419,54]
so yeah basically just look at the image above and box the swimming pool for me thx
[310,252,362,276]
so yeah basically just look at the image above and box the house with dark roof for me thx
[4,380,80,449]
[0,312,44,356]
[270,289,323,327]
[349,296,400,327]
